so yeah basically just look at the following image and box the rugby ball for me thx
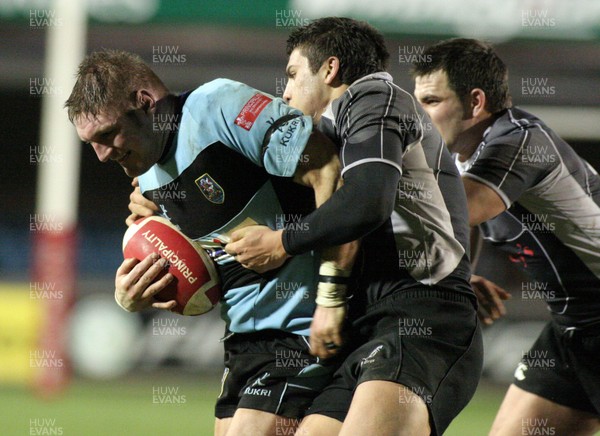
[122,216,221,315]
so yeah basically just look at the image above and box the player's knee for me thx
[396,391,430,435]
[225,409,282,436]
[297,414,343,436]
[347,381,431,435]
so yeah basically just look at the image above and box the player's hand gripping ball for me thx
[122,216,221,315]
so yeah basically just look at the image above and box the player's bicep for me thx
[462,177,507,226]
[465,134,548,207]
[341,125,403,176]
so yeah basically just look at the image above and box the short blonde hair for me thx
[65,49,168,122]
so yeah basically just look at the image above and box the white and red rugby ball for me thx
[122,216,221,315]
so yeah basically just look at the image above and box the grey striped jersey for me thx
[320,72,473,303]
[458,107,600,328]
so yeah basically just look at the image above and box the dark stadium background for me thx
[1,2,599,434]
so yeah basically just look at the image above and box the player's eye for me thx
[423,99,439,106]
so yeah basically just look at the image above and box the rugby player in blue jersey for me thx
[413,38,600,435]
[65,50,358,436]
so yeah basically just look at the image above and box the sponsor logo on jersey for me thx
[234,93,272,131]
[195,173,225,204]
[244,387,272,396]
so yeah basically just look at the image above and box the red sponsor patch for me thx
[234,93,272,131]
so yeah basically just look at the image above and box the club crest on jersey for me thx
[195,173,224,204]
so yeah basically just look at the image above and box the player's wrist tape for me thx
[319,261,352,278]
[316,282,348,307]
[318,274,350,284]
[316,261,351,307]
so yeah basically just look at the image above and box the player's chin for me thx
[121,162,147,178]
[121,166,140,178]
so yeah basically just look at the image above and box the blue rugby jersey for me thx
[138,79,318,335]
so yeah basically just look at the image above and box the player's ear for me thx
[322,56,341,85]
[470,88,488,118]
[136,89,156,112]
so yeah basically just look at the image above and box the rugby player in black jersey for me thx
[225,18,483,436]
[413,38,600,435]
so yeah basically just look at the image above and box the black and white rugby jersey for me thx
[458,107,600,328]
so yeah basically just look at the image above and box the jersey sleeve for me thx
[337,81,420,177]
[283,162,400,254]
[464,130,557,208]
[185,78,313,177]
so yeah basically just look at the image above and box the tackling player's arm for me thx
[461,131,543,227]
[460,130,550,325]
[229,128,360,358]
[462,177,506,226]
[463,178,511,325]
[291,131,360,358]
[227,81,402,268]
[223,89,362,358]
[230,129,346,272]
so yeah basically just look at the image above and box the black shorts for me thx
[215,329,341,421]
[513,320,600,415]
[306,289,483,436]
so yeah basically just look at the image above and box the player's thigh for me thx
[225,408,298,436]
[490,384,600,436]
[214,417,232,436]
[339,380,430,436]
[296,414,342,436]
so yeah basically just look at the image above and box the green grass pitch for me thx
[0,376,511,435]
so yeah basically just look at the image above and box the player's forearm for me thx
[294,132,360,304]
[469,226,483,270]
[283,162,400,255]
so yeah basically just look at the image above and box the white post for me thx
[32,0,87,396]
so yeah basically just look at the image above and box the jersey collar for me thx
[157,91,191,163]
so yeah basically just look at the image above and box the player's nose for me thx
[282,85,292,104]
[90,142,112,163]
